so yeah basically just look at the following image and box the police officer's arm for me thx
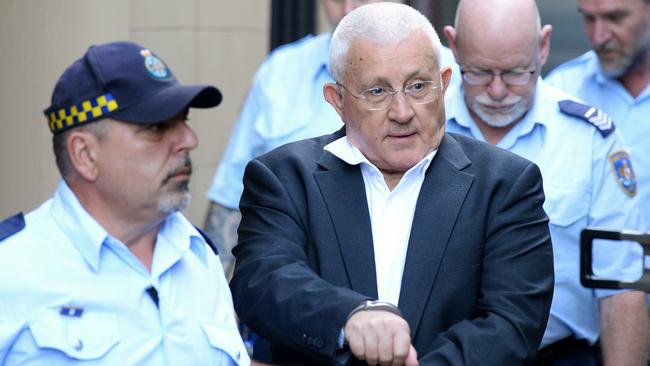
[203,202,240,277]
[590,132,649,365]
[600,292,649,366]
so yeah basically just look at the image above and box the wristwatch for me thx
[346,300,403,322]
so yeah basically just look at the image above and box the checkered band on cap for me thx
[46,93,119,134]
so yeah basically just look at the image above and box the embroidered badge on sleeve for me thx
[608,151,637,197]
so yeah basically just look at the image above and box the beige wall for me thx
[0,1,270,225]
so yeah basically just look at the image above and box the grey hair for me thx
[52,120,108,178]
[329,2,442,83]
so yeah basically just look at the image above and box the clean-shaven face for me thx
[337,32,448,175]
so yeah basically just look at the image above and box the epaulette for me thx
[558,100,615,138]
[0,212,25,241]
[193,225,218,256]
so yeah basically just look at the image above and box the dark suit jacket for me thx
[230,129,554,365]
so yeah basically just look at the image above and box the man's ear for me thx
[323,83,347,124]
[440,66,452,94]
[538,24,553,67]
[444,25,459,62]
[67,130,101,182]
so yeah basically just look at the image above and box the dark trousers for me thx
[536,338,601,366]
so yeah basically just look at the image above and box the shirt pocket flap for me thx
[545,188,590,227]
[28,309,120,360]
[201,320,244,364]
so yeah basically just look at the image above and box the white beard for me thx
[470,94,529,128]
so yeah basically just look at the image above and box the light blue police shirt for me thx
[0,180,250,365]
[207,32,460,209]
[445,79,643,347]
[546,51,650,229]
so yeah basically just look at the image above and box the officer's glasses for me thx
[337,80,443,111]
[461,68,537,86]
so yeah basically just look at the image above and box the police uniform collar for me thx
[50,181,209,273]
[525,80,555,130]
[51,180,108,272]
[445,81,548,150]
[589,51,650,100]
[156,213,209,270]
[586,50,622,87]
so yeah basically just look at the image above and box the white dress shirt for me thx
[325,137,436,305]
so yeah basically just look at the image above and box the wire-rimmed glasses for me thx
[337,80,443,111]
[460,68,537,86]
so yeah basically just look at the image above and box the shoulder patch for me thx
[193,225,218,256]
[0,212,25,241]
[608,151,637,197]
[558,100,615,137]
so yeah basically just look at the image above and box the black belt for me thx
[535,337,601,366]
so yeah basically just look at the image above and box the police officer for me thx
[443,0,648,364]
[0,41,250,365]
[546,0,650,231]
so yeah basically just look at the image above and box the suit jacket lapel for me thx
[398,134,474,337]
[314,149,378,299]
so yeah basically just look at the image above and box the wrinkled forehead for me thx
[457,28,539,70]
[343,33,440,84]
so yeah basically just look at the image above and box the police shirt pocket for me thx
[202,320,245,364]
[544,188,590,227]
[28,309,119,360]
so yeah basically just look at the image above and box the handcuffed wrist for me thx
[346,300,403,323]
